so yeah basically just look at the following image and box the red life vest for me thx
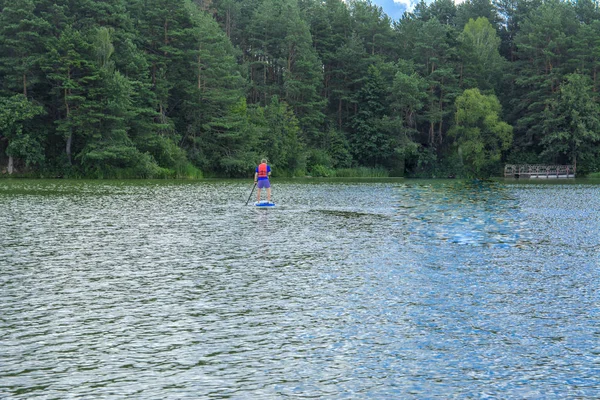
[258,163,268,178]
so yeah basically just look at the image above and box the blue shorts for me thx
[257,180,270,189]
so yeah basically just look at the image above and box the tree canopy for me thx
[1,0,599,178]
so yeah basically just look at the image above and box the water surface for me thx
[1,179,599,398]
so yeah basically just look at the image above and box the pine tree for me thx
[412,18,461,148]
[390,62,428,146]
[349,0,395,58]
[567,20,600,93]
[427,0,457,25]
[247,0,324,143]
[327,33,369,135]
[43,25,94,167]
[0,0,51,96]
[541,73,600,173]
[263,96,305,175]
[0,94,45,174]
[455,0,500,30]
[184,4,251,176]
[512,0,579,159]
[348,64,395,166]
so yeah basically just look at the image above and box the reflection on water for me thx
[396,180,528,248]
[1,179,599,399]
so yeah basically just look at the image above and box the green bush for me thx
[334,167,389,177]
[310,164,335,177]
[307,149,332,168]
[175,162,203,179]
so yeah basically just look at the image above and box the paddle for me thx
[245,182,257,205]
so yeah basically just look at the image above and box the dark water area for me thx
[1,178,599,399]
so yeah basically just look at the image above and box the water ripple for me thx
[1,179,599,398]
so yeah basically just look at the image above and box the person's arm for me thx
[254,171,258,183]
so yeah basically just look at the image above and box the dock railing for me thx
[504,164,576,178]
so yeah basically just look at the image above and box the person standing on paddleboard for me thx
[254,159,272,203]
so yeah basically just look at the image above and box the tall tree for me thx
[327,33,370,134]
[541,73,600,173]
[412,18,460,148]
[128,0,195,128]
[0,0,51,96]
[348,64,395,166]
[248,0,324,142]
[411,0,457,25]
[76,27,143,177]
[567,20,600,93]
[43,25,95,166]
[428,0,458,25]
[262,96,305,174]
[494,0,542,61]
[511,0,578,159]
[390,61,428,149]
[459,17,506,92]
[455,0,500,30]
[184,4,251,176]
[0,94,45,174]
[349,0,395,58]
[449,88,513,177]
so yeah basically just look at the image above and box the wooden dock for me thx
[504,164,576,179]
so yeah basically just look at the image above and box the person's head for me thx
[261,158,267,164]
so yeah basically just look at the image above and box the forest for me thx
[1,0,599,179]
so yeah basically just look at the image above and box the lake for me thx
[1,178,599,399]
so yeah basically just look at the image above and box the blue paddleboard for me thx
[254,201,276,207]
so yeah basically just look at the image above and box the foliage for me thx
[0,94,45,169]
[334,166,389,177]
[449,88,513,178]
[459,17,505,91]
[1,0,600,177]
[348,64,396,167]
[541,73,600,173]
[262,96,306,176]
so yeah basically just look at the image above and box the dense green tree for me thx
[262,96,305,174]
[459,17,506,91]
[0,0,51,96]
[567,20,600,93]
[77,28,144,177]
[495,0,542,61]
[349,0,394,58]
[281,0,326,142]
[326,33,370,134]
[541,73,600,173]
[2,0,600,178]
[43,25,96,166]
[412,0,457,24]
[128,0,194,126]
[389,62,428,166]
[303,0,354,139]
[185,5,251,176]
[246,0,324,143]
[511,0,578,159]
[348,64,396,166]
[455,0,500,30]
[449,88,513,177]
[428,0,458,25]
[413,18,461,148]
[573,0,600,24]
[0,94,45,173]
